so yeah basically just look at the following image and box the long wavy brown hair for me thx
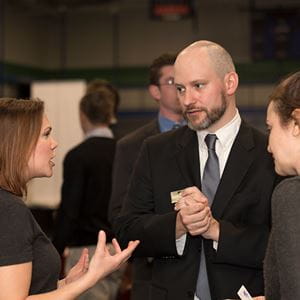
[0,98,44,196]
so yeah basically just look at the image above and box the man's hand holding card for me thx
[172,186,220,242]
[172,186,211,237]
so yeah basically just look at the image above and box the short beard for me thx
[185,93,227,131]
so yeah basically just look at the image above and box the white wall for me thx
[27,80,86,208]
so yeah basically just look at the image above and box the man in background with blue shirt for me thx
[109,53,185,300]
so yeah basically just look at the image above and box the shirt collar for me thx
[85,127,114,140]
[158,113,186,133]
[197,109,241,148]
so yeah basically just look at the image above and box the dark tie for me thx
[202,134,220,205]
[196,134,220,300]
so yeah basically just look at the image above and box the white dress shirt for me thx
[197,110,241,178]
[84,126,114,140]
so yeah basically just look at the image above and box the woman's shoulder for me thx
[0,189,31,221]
[0,189,26,208]
[0,189,36,267]
[0,189,37,238]
[272,176,300,211]
[273,176,300,196]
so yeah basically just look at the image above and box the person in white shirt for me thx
[53,90,125,300]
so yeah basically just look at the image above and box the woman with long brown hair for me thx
[0,98,139,300]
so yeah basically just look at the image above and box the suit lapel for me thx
[172,122,256,218]
[212,121,255,218]
[175,127,201,187]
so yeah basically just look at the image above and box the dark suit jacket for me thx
[109,119,160,223]
[110,121,133,141]
[109,119,160,300]
[115,121,278,300]
[52,137,115,255]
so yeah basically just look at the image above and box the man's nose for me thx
[182,88,197,107]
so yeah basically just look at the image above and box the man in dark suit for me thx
[114,41,278,300]
[52,91,122,300]
[109,53,185,300]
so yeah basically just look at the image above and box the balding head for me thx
[176,40,235,79]
[174,40,239,132]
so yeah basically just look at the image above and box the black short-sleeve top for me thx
[0,189,61,294]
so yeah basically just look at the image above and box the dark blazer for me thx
[109,119,160,300]
[110,121,132,141]
[115,121,278,300]
[53,137,115,255]
[109,119,160,223]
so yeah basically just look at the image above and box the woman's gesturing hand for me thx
[85,231,139,286]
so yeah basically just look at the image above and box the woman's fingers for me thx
[116,240,140,263]
[94,230,107,256]
[112,238,122,253]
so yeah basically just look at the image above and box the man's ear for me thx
[224,72,239,96]
[149,84,161,101]
[79,111,88,133]
[291,108,300,136]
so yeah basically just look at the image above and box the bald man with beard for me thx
[114,41,279,300]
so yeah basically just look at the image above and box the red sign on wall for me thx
[150,0,194,21]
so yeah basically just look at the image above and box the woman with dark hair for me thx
[0,98,139,300]
[254,71,300,300]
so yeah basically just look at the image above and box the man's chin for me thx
[187,119,211,131]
